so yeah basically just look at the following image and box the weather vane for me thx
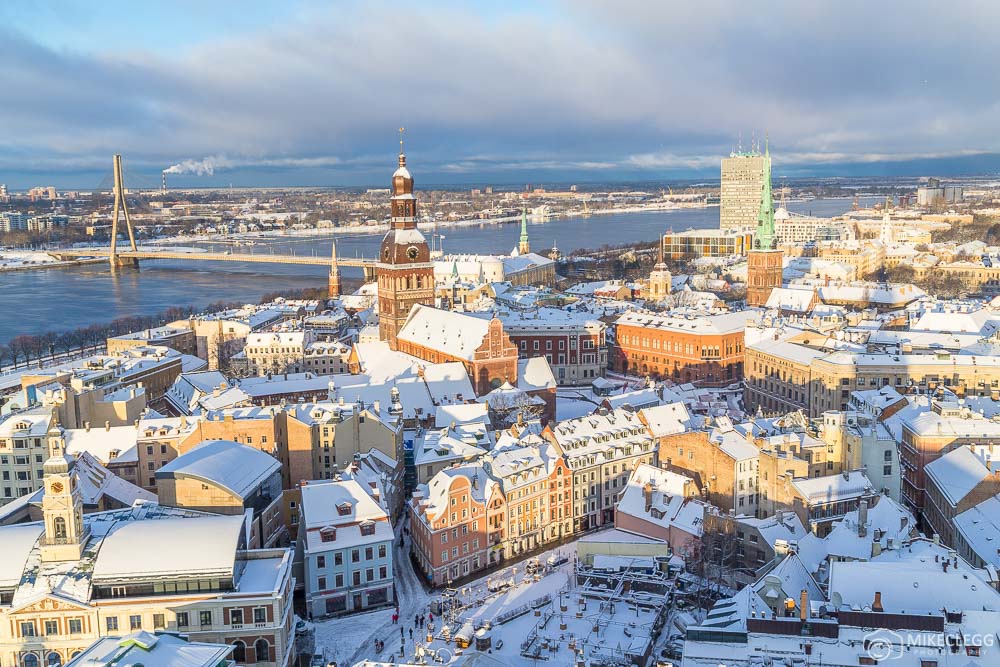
[399,127,405,154]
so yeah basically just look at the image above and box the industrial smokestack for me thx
[161,172,167,193]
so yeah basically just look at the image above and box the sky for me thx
[1,0,998,189]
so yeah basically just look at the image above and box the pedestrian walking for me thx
[392,612,398,624]
[409,627,413,639]
[400,626,404,639]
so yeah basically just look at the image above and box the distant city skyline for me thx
[1,0,999,188]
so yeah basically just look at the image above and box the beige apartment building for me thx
[0,454,295,667]
[746,336,1000,418]
[544,407,657,531]
[721,152,768,232]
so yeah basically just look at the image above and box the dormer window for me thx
[336,502,352,516]
[360,521,376,537]
[320,526,337,542]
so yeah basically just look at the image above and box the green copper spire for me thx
[754,139,775,250]
[518,207,530,254]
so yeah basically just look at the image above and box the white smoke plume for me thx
[163,156,231,176]
[162,155,342,176]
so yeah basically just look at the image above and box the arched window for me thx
[254,639,270,663]
[46,653,61,667]
[53,517,66,539]
[22,654,39,667]
[231,641,247,663]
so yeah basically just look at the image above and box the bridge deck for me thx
[50,248,374,268]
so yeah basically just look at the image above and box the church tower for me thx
[647,235,672,301]
[377,130,435,348]
[746,140,783,308]
[40,427,89,562]
[328,239,342,298]
[518,207,531,255]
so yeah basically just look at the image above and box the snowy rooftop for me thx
[63,423,139,464]
[300,479,392,552]
[925,446,999,507]
[415,426,488,467]
[66,631,233,667]
[639,402,692,438]
[953,495,1000,570]
[398,304,492,361]
[616,308,754,335]
[547,407,653,465]
[92,513,245,583]
[829,540,1000,614]
[156,439,280,499]
[791,470,874,505]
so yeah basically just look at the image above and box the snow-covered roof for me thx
[0,524,43,588]
[398,304,492,361]
[639,402,693,438]
[616,464,704,537]
[548,407,653,466]
[754,552,825,608]
[417,464,497,523]
[954,494,1000,570]
[156,439,280,499]
[925,446,999,507]
[822,495,916,561]
[63,423,139,464]
[829,540,1000,613]
[616,309,754,335]
[517,356,556,392]
[792,470,874,505]
[67,631,234,667]
[415,426,488,467]
[92,513,245,583]
[765,286,816,313]
[434,402,490,427]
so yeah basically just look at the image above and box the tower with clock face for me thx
[40,427,88,562]
[377,133,435,349]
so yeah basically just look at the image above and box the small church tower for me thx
[518,207,531,255]
[647,236,672,300]
[328,238,342,299]
[40,426,89,562]
[746,139,784,308]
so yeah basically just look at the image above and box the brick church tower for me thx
[746,140,783,308]
[377,131,435,348]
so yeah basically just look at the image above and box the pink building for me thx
[614,463,708,560]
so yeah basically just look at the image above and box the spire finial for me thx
[398,127,405,155]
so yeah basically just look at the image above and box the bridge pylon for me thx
[109,154,139,271]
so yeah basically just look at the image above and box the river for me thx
[0,197,877,343]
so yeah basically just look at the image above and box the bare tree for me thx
[485,390,545,427]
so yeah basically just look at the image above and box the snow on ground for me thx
[0,250,60,269]
[312,514,433,666]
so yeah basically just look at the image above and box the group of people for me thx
[379,607,437,661]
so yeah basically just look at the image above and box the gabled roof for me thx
[925,446,998,507]
[398,304,492,361]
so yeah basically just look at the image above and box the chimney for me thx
[871,539,882,558]
[104,421,110,431]
[643,482,654,512]
[858,500,868,538]
[799,589,808,622]
[872,591,884,613]
[85,421,91,432]
[372,400,381,415]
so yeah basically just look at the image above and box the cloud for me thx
[0,2,999,186]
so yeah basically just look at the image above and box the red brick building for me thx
[499,309,608,385]
[396,305,519,395]
[613,310,753,386]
